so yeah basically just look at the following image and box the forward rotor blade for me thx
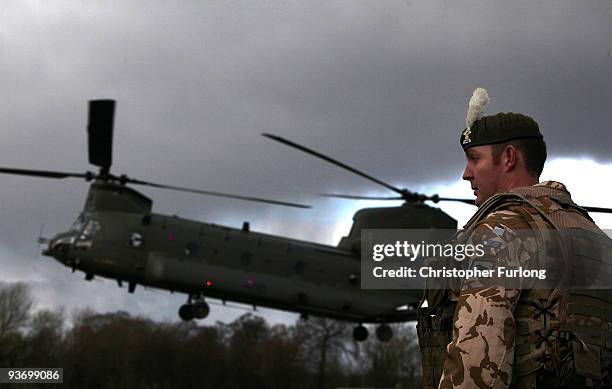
[263,133,405,196]
[320,193,404,200]
[88,100,115,172]
[0,167,89,180]
[125,178,311,209]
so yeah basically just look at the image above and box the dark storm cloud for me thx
[3,1,610,187]
[1,0,610,321]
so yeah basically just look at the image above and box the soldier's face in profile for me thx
[462,145,503,206]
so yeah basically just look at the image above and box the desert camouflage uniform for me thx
[417,181,612,389]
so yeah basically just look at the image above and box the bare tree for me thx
[296,317,351,389]
[355,323,421,388]
[0,282,33,337]
[27,308,65,367]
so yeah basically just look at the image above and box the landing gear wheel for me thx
[178,304,194,321]
[376,324,393,342]
[353,325,368,342]
[192,302,210,319]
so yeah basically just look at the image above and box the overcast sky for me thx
[1,0,611,325]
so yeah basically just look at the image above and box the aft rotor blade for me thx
[125,178,311,209]
[0,167,89,180]
[321,192,479,205]
[88,100,115,172]
[320,193,404,200]
[434,197,612,214]
[262,133,405,196]
[435,197,476,205]
[582,205,612,214]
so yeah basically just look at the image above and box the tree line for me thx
[0,281,422,389]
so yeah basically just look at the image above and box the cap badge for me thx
[462,128,472,144]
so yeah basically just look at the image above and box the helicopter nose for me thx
[42,234,75,260]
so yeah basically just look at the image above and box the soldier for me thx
[417,88,612,388]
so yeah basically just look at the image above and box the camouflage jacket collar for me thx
[509,180,572,201]
[534,180,568,191]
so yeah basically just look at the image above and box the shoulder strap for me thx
[463,193,524,230]
[464,191,563,231]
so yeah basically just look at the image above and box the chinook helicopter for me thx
[3,100,611,342]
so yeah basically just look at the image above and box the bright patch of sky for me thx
[421,157,612,229]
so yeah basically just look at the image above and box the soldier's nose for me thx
[462,165,472,181]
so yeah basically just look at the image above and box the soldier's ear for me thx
[502,145,518,172]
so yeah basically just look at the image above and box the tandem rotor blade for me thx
[88,100,115,172]
[0,167,89,180]
[321,193,477,204]
[429,196,612,213]
[262,133,406,196]
[435,197,476,205]
[125,177,311,209]
[435,197,612,213]
[581,205,612,214]
[320,193,405,200]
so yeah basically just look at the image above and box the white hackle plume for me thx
[465,88,490,129]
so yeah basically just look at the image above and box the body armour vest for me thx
[416,182,612,389]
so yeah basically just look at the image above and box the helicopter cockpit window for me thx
[81,220,100,238]
[69,216,86,233]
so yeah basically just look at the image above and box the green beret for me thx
[460,112,543,151]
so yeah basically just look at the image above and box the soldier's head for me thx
[459,89,547,206]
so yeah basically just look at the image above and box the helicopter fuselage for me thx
[43,181,424,323]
